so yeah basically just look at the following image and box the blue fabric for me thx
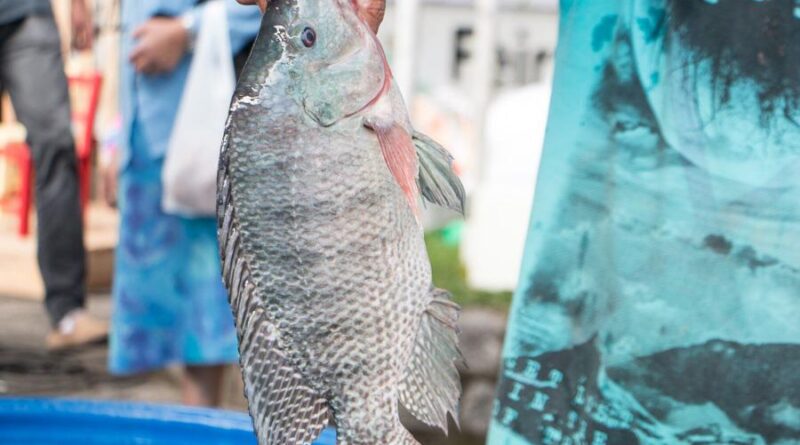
[119,0,261,168]
[109,121,238,375]
[111,0,258,375]
[489,1,800,444]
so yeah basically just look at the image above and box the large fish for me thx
[217,1,465,444]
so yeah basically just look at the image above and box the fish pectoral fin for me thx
[365,118,421,217]
[399,289,463,434]
[412,132,465,215]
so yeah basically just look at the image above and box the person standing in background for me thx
[0,0,108,350]
[108,0,261,407]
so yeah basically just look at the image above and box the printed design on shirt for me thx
[667,0,800,121]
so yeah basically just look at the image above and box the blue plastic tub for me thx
[0,398,336,445]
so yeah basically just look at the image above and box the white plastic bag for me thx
[162,0,234,217]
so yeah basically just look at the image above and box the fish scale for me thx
[218,1,466,444]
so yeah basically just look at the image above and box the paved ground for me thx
[0,294,483,445]
[0,294,197,406]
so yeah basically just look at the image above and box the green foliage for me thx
[425,230,513,309]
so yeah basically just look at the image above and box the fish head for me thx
[240,0,389,127]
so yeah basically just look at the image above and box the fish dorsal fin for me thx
[413,132,465,215]
[398,289,463,433]
[366,118,421,216]
[218,127,330,445]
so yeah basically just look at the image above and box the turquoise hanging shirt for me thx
[488,1,800,444]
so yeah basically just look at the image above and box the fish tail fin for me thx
[398,289,463,434]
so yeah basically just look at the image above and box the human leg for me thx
[0,16,106,349]
[183,365,227,407]
[0,16,86,325]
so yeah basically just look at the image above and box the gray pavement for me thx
[0,294,483,444]
[0,294,192,405]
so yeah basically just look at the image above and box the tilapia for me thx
[217,1,465,444]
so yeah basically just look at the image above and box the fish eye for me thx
[301,27,317,48]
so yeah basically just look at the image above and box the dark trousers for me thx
[0,16,86,326]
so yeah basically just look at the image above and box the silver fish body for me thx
[218,1,465,444]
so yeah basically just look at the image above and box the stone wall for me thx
[457,308,507,436]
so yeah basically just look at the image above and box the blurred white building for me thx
[381,0,558,96]
[381,0,559,292]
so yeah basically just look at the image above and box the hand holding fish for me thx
[354,0,386,32]
[235,0,268,12]
[236,0,386,32]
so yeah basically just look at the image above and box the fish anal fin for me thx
[218,131,330,445]
[367,119,420,217]
[412,132,465,215]
[399,289,463,434]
